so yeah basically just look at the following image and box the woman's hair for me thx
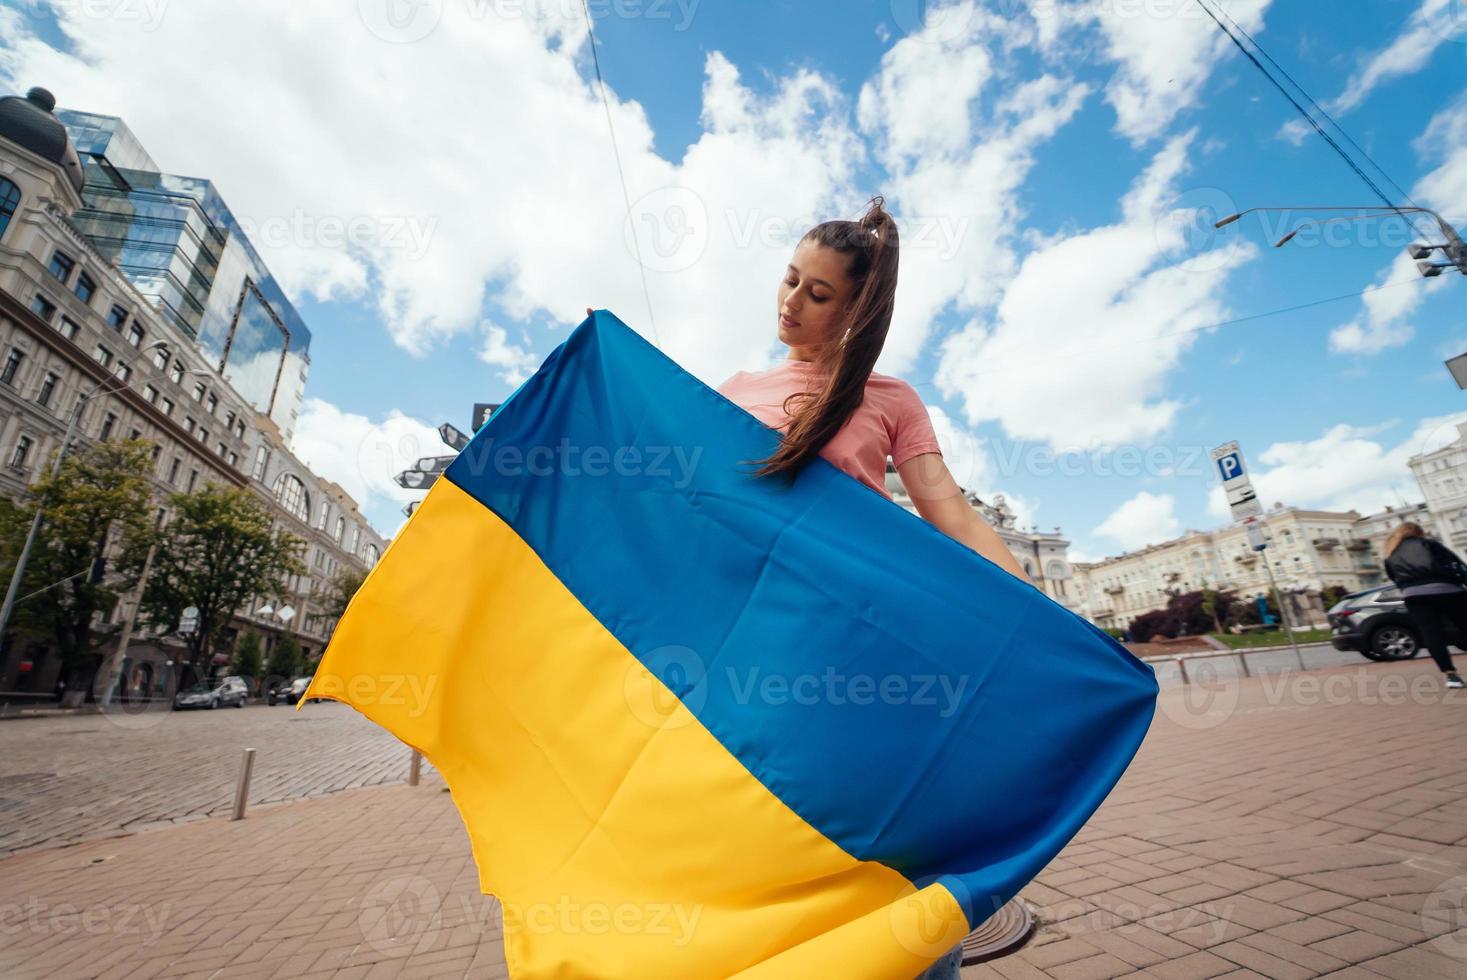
[1383,521,1425,556]
[750,195,900,482]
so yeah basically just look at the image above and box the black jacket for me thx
[1385,536,1466,589]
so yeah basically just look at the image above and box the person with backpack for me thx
[1383,522,1467,689]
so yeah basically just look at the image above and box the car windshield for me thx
[184,683,212,693]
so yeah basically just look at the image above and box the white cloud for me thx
[1328,92,1462,356]
[1204,411,1467,519]
[0,2,867,384]
[1089,0,1272,144]
[478,324,540,386]
[1280,0,1455,144]
[1328,251,1448,354]
[934,129,1256,449]
[1094,491,1181,551]
[291,397,447,535]
[855,4,1089,373]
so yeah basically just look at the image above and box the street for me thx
[1,656,1464,978]
[0,700,424,857]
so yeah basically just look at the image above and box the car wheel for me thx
[1366,624,1421,661]
[209,697,218,709]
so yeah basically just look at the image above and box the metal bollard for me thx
[232,747,256,821]
[409,749,422,786]
[1238,652,1251,678]
[1174,656,1189,685]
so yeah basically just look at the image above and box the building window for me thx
[184,417,195,435]
[187,469,198,491]
[37,371,58,408]
[273,472,310,523]
[160,397,174,417]
[143,384,158,404]
[225,410,236,430]
[48,250,75,284]
[99,412,117,440]
[128,427,142,442]
[350,526,361,553]
[333,516,345,544]
[191,382,204,402]
[0,178,18,241]
[127,324,144,348]
[113,362,131,383]
[31,294,56,323]
[227,451,238,467]
[58,317,79,341]
[169,360,184,385]
[74,271,96,304]
[93,345,112,368]
[196,427,208,444]
[316,501,328,530]
[206,393,217,416]
[168,458,181,484]
[148,347,168,370]
[364,544,380,566]
[216,441,226,457]
[233,419,245,439]
[251,445,269,480]
[1,348,24,386]
[107,305,128,330]
[10,435,32,470]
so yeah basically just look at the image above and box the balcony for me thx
[1312,537,1341,550]
[1104,585,1125,595]
[1234,553,1258,566]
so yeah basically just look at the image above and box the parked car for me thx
[173,675,249,710]
[1327,585,1467,661]
[267,676,312,706]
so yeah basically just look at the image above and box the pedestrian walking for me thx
[1383,522,1467,689]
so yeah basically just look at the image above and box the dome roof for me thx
[0,87,84,194]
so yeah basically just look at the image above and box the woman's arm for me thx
[895,452,1032,585]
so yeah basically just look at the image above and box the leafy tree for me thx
[0,440,156,695]
[141,486,305,685]
[1320,585,1348,610]
[231,632,264,689]
[310,566,365,637]
[1129,588,1243,642]
[265,633,304,681]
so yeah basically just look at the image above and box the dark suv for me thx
[1328,585,1466,661]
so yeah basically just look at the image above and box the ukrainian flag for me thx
[303,310,1156,979]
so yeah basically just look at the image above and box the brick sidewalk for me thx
[1,658,1464,979]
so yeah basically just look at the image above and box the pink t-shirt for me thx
[716,359,943,499]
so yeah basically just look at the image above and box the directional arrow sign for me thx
[413,454,457,473]
[402,500,421,519]
[439,423,469,452]
[394,469,438,491]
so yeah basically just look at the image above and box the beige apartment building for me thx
[0,86,384,700]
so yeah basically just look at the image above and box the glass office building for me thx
[57,111,310,442]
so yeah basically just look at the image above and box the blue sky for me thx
[2,0,1465,561]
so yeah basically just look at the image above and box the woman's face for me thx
[778,240,853,358]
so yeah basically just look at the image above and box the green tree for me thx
[310,566,366,637]
[0,440,156,695]
[141,486,305,685]
[231,632,264,690]
[267,634,304,680]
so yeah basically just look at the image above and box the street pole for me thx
[97,537,157,707]
[0,389,92,640]
[0,342,171,657]
[1260,557,1306,671]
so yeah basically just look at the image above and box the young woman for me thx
[714,196,1029,586]
[1383,522,1467,689]
[724,196,1024,980]
[591,196,1026,978]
